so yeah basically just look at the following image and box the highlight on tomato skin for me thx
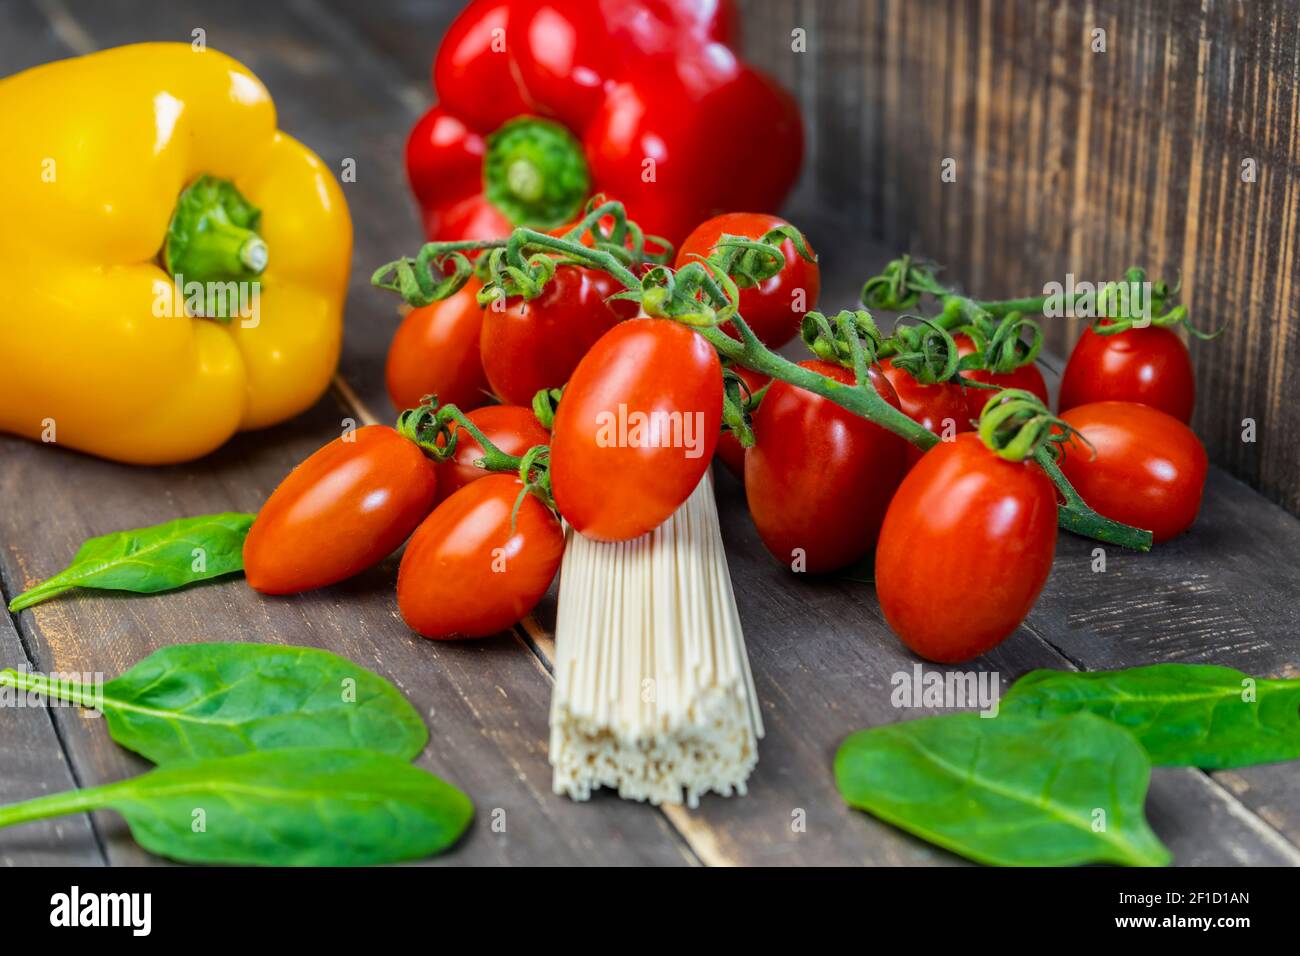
[397,474,564,640]
[745,360,908,573]
[244,426,439,596]
[1058,324,1196,423]
[385,279,490,412]
[549,318,723,542]
[1057,401,1208,543]
[874,433,1058,664]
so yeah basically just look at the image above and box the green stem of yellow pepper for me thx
[163,175,268,284]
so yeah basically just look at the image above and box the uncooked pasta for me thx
[549,473,763,807]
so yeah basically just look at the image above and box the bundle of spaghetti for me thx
[549,473,763,807]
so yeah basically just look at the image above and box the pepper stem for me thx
[484,117,590,229]
[163,175,267,319]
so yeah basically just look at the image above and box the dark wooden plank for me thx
[0,0,695,867]
[745,0,1300,518]
[318,0,459,85]
[0,610,103,866]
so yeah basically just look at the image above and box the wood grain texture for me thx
[1,0,1297,869]
[0,610,102,866]
[734,0,1300,516]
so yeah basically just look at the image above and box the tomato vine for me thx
[373,200,1154,551]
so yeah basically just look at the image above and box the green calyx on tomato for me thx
[799,309,884,368]
[956,310,1043,375]
[883,317,961,385]
[483,117,590,230]
[976,389,1073,463]
[677,213,821,350]
[396,396,555,512]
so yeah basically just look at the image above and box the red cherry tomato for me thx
[1057,401,1207,543]
[245,426,438,595]
[676,212,820,349]
[435,405,551,503]
[480,265,637,406]
[550,318,723,541]
[875,433,1058,663]
[386,280,490,412]
[879,359,974,466]
[953,333,1050,424]
[714,365,770,480]
[1058,325,1195,422]
[745,360,908,572]
[398,474,564,639]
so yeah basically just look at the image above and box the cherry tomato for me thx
[745,360,908,572]
[1058,325,1195,422]
[879,359,974,466]
[550,318,723,541]
[676,212,820,349]
[953,333,1049,424]
[435,405,551,503]
[386,280,490,412]
[714,366,770,479]
[480,265,637,406]
[875,433,1058,663]
[245,426,438,595]
[398,474,564,639]
[1058,401,1207,543]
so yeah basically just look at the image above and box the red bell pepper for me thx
[406,0,803,247]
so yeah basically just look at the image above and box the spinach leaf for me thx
[834,712,1170,867]
[0,643,428,763]
[8,513,254,611]
[0,749,473,866]
[1001,663,1300,769]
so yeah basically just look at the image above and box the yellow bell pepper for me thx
[0,43,351,464]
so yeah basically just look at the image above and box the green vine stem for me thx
[373,206,1153,551]
[866,259,1205,358]
[396,398,554,509]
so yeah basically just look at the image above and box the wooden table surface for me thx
[2,0,1298,867]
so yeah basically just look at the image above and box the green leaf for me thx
[1002,664,1300,769]
[0,643,429,764]
[8,513,254,611]
[0,749,473,866]
[834,712,1170,867]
